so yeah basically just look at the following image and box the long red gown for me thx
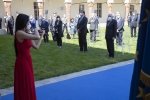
[14,35,36,100]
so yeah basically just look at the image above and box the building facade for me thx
[0,0,141,27]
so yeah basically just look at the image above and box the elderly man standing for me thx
[41,16,49,43]
[6,15,14,35]
[115,12,124,45]
[88,12,99,42]
[38,14,43,28]
[77,10,88,52]
[62,14,68,35]
[130,12,138,37]
[105,14,117,58]
[51,12,57,41]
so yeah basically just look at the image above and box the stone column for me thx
[38,2,44,16]
[65,3,71,23]
[108,3,113,14]
[3,1,12,15]
[125,3,130,22]
[88,2,94,18]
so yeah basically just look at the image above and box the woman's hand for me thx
[40,30,45,36]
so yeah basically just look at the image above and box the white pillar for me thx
[3,0,12,15]
[107,0,114,14]
[87,0,94,18]
[37,0,44,16]
[65,0,72,23]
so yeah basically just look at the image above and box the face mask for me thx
[108,17,112,20]
[26,24,31,30]
[80,13,83,16]
[57,18,60,20]
[71,20,74,22]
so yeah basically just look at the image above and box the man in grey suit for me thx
[51,12,57,41]
[38,14,43,28]
[88,12,99,42]
[62,14,68,35]
[116,12,124,45]
[130,12,138,37]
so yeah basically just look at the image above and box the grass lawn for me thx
[0,26,137,89]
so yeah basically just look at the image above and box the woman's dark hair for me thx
[14,14,29,57]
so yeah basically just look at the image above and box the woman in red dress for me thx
[14,14,44,100]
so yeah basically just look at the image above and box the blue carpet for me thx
[1,64,134,100]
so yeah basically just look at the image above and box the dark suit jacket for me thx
[41,19,49,33]
[8,17,14,28]
[105,19,117,39]
[77,16,88,34]
[88,17,99,30]
[130,15,138,28]
[54,20,63,37]
[116,17,124,32]
[0,18,2,23]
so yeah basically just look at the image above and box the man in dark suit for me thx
[41,16,49,43]
[77,10,88,52]
[130,12,138,37]
[0,17,2,29]
[105,14,117,58]
[116,12,124,45]
[88,12,99,42]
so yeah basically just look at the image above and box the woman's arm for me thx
[17,28,40,41]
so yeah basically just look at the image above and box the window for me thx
[79,4,84,13]
[130,5,134,15]
[33,2,39,20]
[97,3,102,18]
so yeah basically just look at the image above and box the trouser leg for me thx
[130,27,133,37]
[78,33,83,51]
[134,27,136,37]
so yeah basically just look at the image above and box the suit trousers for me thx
[43,33,49,43]
[130,27,136,37]
[0,22,2,29]
[8,26,13,35]
[90,30,96,42]
[7,26,9,34]
[128,21,130,27]
[62,24,68,34]
[51,31,56,41]
[78,33,87,51]
[116,32,123,45]
[106,39,114,57]
[55,33,62,46]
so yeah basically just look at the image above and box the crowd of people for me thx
[1,10,140,57]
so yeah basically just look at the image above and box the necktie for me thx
[79,17,83,23]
